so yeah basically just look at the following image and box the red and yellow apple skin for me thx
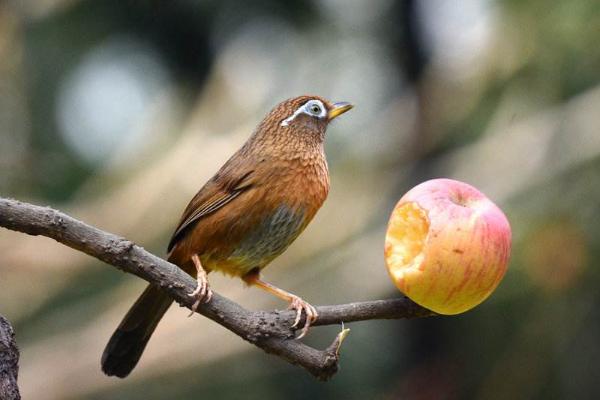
[384,179,511,315]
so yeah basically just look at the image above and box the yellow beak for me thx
[328,102,354,121]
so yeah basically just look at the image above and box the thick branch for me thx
[0,315,20,400]
[0,197,433,380]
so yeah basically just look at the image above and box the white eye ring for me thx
[306,101,323,116]
[281,99,327,126]
[303,100,326,118]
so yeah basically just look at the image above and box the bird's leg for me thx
[243,270,317,339]
[187,254,212,316]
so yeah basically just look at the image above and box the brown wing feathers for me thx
[167,169,256,252]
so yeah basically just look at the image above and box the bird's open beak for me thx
[328,102,354,121]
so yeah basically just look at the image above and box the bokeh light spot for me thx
[56,36,169,165]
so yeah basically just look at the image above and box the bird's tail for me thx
[101,284,173,378]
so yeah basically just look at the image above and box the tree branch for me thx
[0,197,434,381]
[0,314,20,400]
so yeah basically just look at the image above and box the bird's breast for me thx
[227,204,308,267]
[203,156,329,276]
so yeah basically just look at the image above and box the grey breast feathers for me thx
[230,204,306,267]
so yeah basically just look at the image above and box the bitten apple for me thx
[385,178,511,315]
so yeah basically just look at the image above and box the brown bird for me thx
[101,95,353,378]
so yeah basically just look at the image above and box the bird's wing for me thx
[167,168,256,252]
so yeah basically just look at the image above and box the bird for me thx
[101,95,353,378]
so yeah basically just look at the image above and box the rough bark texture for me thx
[0,315,20,400]
[0,197,434,381]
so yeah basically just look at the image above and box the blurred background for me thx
[1,0,599,399]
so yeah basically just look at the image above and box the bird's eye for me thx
[281,100,326,126]
[309,104,322,115]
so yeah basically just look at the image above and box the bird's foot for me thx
[288,295,318,339]
[187,272,212,317]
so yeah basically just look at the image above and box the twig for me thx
[0,315,20,400]
[0,197,434,380]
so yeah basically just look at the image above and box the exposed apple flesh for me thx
[385,179,511,315]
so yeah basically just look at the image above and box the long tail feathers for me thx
[101,284,173,378]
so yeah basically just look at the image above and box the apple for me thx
[384,178,511,315]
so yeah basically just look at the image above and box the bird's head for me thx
[257,95,353,145]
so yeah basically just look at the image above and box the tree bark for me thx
[0,315,20,400]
